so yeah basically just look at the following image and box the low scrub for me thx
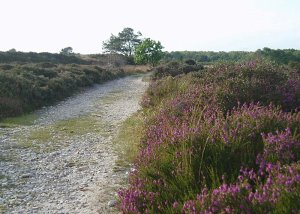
[118,61,300,213]
[146,60,300,112]
[152,61,204,79]
[0,63,124,119]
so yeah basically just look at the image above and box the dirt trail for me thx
[0,74,148,214]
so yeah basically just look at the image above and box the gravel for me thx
[0,74,148,214]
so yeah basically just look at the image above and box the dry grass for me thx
[121,65,151,73]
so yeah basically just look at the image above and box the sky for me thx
[0,0,299,54]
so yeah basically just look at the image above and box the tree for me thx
[134,38,164,66]
[60,47,74,55]
[102,27,142,56]
[8,48,17,52]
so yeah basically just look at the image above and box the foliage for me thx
[60,47,74,55]
[0,51,86,64]
[257,47,300,65]
[134,38,164,66]
[118,60,300,213]
[164,48,300,65]
[151,61,203,79]
[0,63,125,119]
[164,50,253,63]
[102,27,142,56]
[0,49,147,119]
[8,48,16,52]
[202,60,300,112]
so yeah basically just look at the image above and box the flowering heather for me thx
[119,61,300,213]
[260,128,300,164]
[182,163,300,213]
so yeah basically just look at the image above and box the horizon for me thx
[1,47,299,55]
[1,0,300,54]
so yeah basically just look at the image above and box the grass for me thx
[0,113,37,128]
[52,116,101,136]
[0,154,13,162]
[100,91,123,105]
[0,175,8,213]
[113,111,144,168]
[16,116,103,152]
[122,65,150,74]
[0,205,7,214]
[7,75,143,152]
[0,174,7,180]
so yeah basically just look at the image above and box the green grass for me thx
[53,116,101,135]
[0,174,7,180]
[100,91,123,105]
[113,111,144,168]
[16,116,103,152]
[0,204,7,214]
[31,116,99,140]
[0,113,37,127]
[0,155,9,162]
[0,153,14,162]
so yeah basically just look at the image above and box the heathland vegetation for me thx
[164,48,300,67]
[118,58,300,213]
[1,26,300,213]
[0,51,130,120]
[0,27,163,120]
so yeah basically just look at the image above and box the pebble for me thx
[0,75,148,213]
[108,200,117,207]
[65,162,76,167]
[20,173,33,179]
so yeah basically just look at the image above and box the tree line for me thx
[164,48,300,67]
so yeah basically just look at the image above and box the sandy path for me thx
[0,74,148,214]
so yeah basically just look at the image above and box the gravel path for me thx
[0,74,148,214]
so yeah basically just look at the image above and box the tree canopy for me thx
[60,47,74,55]
[134,38,164,66]
[102,27,142,56]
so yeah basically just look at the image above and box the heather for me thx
[0,51,146,120]
[0,63,125,119]
[151,61,203,79]
[119,61,300,213]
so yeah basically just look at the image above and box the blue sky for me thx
[0,0,299,53]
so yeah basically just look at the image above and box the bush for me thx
[145,61,300,112]
[119,60,300,213]
[0,63,124,119]
[152,61,204,79]
[184,59,196,65]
